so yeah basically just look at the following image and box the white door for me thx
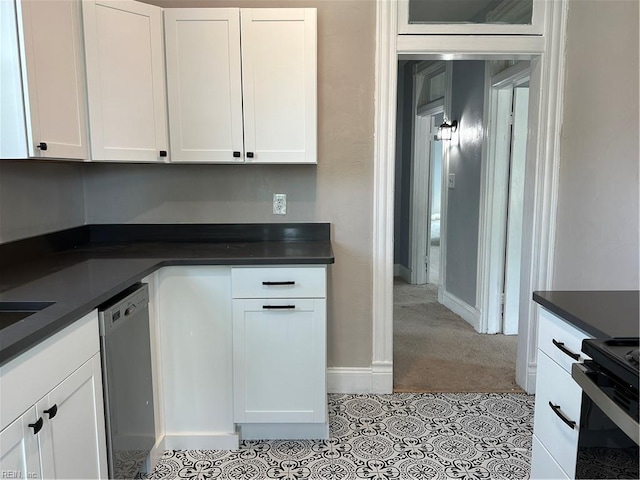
[0,407,41,480]
[37,354,108,479]
[16,0,88,160]
[240,9,317,164]
[164,9,244,163]
[233,299,326,423]
[502,86,529,334]
[83,0,168,162]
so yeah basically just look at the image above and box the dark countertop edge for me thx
[532,290,640,339]
[0,251,334,366]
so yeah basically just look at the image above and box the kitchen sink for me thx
[0,301,55,331]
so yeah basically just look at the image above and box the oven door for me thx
[572,362,639,479]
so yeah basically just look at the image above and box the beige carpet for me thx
[393,280,523,393]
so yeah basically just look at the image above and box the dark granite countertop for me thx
[0,224,334,366]
[533,290,640,339]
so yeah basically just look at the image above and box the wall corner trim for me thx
[327,365,393,394]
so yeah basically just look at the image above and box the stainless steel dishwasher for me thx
[99,283,155,479]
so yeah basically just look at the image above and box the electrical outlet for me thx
[448,173,456,189]
[273,193,287,215]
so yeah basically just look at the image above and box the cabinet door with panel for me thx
[233,298,327,424]
[0,0,88,160]
[241,9,317,164]
[164,9,244,163]
[83,0,168,162]
[36,354,108,480]
[0,407,41,480]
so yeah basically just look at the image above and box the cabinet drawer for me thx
[538,307,591,374]
[232,267,325,299]
[533,351,582,478]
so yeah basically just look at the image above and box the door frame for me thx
[477,61,531,335]
[409,61,450,287]
[372,0,569,394]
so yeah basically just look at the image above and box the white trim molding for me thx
[441,291,481,331]
[327,367,392,394]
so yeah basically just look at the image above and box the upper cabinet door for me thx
[0,0,88,160]
[241,9,317,164]
[165,9,244,163]
[83,0,168,162]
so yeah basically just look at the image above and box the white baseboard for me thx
[441,290,480,331]
[327,366,393,394]
[526,363,537,395]
[164,433,239,450]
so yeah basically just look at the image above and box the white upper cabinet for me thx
[83,0,169,162]
[165,8,317,164]
[164,9,244,163]
[241,9,317,164]
[0,0,88,160]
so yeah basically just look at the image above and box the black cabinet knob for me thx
[37,142,48,151]
[44,404,58,419]
[159,150,167,157]
[29,417,43,435]
[246,152,254,158]
[233,151,241,158]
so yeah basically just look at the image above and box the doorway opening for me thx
[393,58,530,393]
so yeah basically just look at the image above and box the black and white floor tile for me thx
[141,393,534,480]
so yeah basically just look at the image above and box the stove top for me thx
[582,338,640,391]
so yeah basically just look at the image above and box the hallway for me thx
[393,279,521,393]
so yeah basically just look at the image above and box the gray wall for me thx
[554,0,639,289]
[0,162,85,244]
[445,61,485,306]
[84,0,377,369]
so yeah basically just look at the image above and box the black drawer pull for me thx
[29,417,43,435]
[263,305,295,310]
[44,404,58,419]
[246,152,254,158]
[552,339,581,361]
[233,151,241,158]
[37,142,48,151]
[159,150,167,157]
[549,402,576,429]
[262,281,295,286]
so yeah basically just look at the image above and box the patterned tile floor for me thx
[140,393,535,480]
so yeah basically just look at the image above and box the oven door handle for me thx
[571,362,639,444]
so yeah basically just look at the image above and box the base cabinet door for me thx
[0,407,41,480]
[233,299,326,423]
[37,354,108,479]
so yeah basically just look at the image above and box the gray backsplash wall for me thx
[0,161,85,244]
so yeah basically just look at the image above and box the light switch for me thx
[448,174,455,189]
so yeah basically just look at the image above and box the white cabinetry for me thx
[0,0,88,160]
[155,266,238,450]
[531,308,591,480]
[82,0,169,162]
[164,9,243,163]
[164,8,317,164]
[0,310,107,479]
[232,266,327,439]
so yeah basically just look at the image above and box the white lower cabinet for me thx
[531,307,592,480]
[36,354,107,479]
[155,266,237,450]
[231,266,328,440]
[0,407,41,480]
[0,311,107,479]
